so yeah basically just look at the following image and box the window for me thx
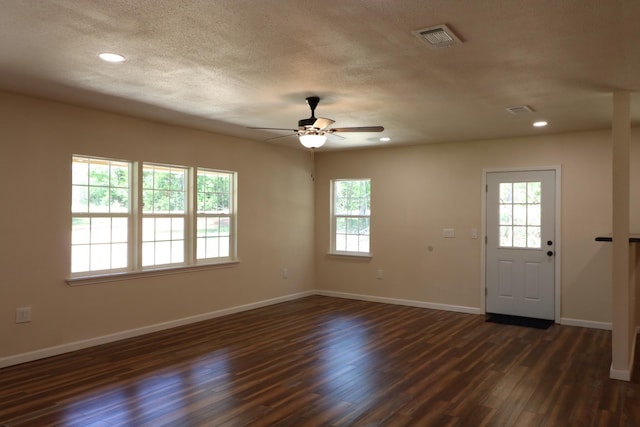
[142,164,187,267]
[498,181,541,248]
[331,179,371,255]
[71,155,237,278]
[197,169,233,260]
[72,156,131,274]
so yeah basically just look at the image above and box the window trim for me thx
[329,178,372,257]
[69,155,238,282]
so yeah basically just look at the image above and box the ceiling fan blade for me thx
[264,133,296,142]
[313,117,335,130]
[329,126,385,133]
[248,126,299,132]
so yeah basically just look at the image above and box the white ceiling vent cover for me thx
[506,105,535,115]
[412,24,462,48]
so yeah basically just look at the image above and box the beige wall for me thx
[1,90,638,364]
[0,92,315,360]
[315,130,625,324]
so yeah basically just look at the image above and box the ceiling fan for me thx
[248,96,384,149]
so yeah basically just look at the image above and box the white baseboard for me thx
[1,289,631,370]
[610,365,631,381]
[608,326,639,382]
[315,290,482,315]
[0,290,315,369]
[559,317,612,330]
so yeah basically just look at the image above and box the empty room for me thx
[1,1,639,426]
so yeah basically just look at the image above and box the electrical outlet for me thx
[282,268,288,279]
[376,269,383,280]
[16,307,32,324]
[443,228,455,238]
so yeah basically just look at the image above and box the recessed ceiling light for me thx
[533,121,548,127]
[379,137,391,142]
[98,52,126,63]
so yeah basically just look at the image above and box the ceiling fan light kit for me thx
[248,96,384,149]
[299,133,327,149]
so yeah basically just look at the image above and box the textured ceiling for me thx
[1,0,639,150]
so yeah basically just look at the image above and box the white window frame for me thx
[195,168,237,262]
[329,178,372,257]
[69,155,238,284]
[71,155,133,275]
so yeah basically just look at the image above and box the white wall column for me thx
[610,91,633,381]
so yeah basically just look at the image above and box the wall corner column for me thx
[611,91,633,380]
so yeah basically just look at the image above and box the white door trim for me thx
[481,166,562,321]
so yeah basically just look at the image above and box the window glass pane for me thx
[142,189,154,213]
[500,226,512,247]
[513,182,527,204]
[336,217,346,233]
[154,190,170,213]
[347,218,359,234]
[513,204,527,226]
[346,235,359,252]
[219,237,230,257]
[111,243,128,269]
[72,158,89,185]
[72,186,88,212]
[170,191,185,213]
[89,187,109,213]
[527,204,541,226]
[71,245,90,273]
[172,218,184,240]
[336,234,347,251]
[91,218,111,244]
[142,218,155,242]
[170,171,185,191]
[219,217,230,237]
[358,236,370,253]
[513,226,527,248]
[499,205,512,225]
[206,237,219,258]
[155,241,171,265]
[142,242,155,266]
[90,244,111,270]
[89,162,110,186]
[197,237,206,259]
[72,218,90,244]
[110,162,129,187]
[110,188,129,212]
[171,240,184,263]
[155,218,171,241]
[527,182,541,204]
[142,170,154,190]
[112,218,128,243]
[499,183,512,203]
[527,226,541,248]
[359,218,370,235]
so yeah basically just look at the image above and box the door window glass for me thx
[499,181,541,248]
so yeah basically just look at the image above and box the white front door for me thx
[486,170,556,320]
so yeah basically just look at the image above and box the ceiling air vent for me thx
[506,105,535,115]
[412,24,462,48]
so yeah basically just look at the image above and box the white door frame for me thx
[480,166,562,321]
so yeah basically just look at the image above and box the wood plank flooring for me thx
[1,295,639,426]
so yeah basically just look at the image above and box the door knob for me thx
[547,251,554,256]
[547,240,553,246]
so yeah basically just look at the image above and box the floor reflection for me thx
[317,316,381,405]
[61,349,230,426]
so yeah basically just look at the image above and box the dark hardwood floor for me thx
[1,295,639,426]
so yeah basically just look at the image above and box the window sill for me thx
[326,252,373,261]
[66,260,240,287]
